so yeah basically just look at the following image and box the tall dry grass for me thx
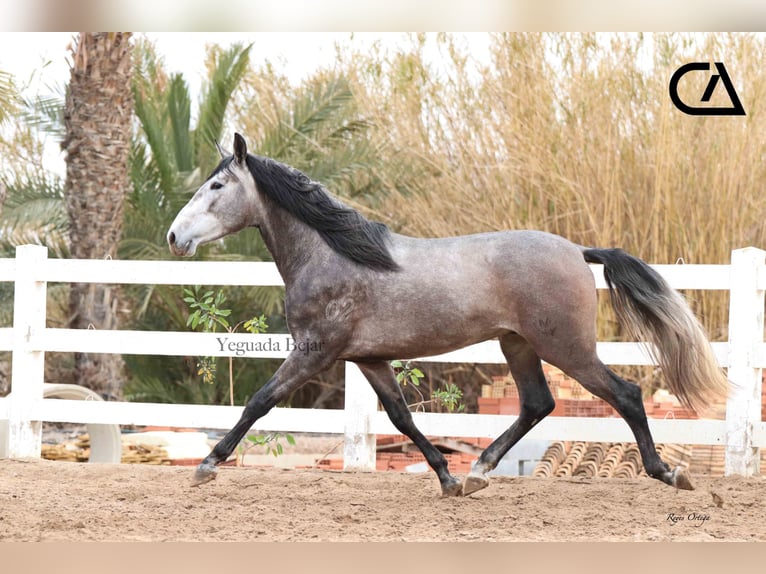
[234,33,766,339]
[340,33,766,342]
[229,33,766,403]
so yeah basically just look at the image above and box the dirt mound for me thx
[0,458,763,541]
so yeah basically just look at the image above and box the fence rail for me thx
[1,244,764,476]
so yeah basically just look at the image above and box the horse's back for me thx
[390,229,591,289]
[340,229,599,361]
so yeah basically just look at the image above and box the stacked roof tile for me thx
[533,441,693,479]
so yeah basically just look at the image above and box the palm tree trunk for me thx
[63,32,133,398]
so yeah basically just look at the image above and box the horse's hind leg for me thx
[463,334,555,496]
[561,359,694,490]
[355,361,462,497]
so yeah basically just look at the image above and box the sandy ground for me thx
[1,458,765,542]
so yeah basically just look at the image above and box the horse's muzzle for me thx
[167,230,195,257]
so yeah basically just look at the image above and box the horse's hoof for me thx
[191,463,218,487]
[462,473,489,496]
[671,467,694,491]
[441,479,463,497]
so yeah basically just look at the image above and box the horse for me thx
[167,133,728,497]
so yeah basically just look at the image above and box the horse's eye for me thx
[210,181,223,190]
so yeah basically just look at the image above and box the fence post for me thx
[343,362,377,470]
[725,247,765,476]
[6,244,48,458]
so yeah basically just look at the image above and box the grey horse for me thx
[167,133,727,496]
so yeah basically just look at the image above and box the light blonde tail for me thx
[582,247,728,413]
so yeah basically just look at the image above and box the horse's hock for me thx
[0,383,121,463]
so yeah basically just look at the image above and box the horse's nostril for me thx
[168,231,176,245]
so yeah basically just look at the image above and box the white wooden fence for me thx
[0,244,764,475]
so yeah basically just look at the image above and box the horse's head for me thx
[167,133,256,257]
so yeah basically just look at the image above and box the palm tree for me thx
[0,40,258,402]
[120,40,257,327]
[121,40,268,405]
[122,54,391,407]
[0,67,68,253]
[62,33,134,398]
[121,39,252,262]
[3,40,398,407]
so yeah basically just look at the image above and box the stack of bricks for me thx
[374,434,479,473]
[314,458,344,471]
[374,451,476,473]
[311,450,476,474]
[306,435,481,474]
[643,389,699,420]
[479,365,703,420]
[478,365,616,417]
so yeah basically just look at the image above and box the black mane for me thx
[213,155,399,271]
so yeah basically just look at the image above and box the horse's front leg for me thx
[355,361,462,497]
[192,349,332,486]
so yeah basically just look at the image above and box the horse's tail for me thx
[582,247,728,413]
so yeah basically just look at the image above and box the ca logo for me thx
[669,62,745,116]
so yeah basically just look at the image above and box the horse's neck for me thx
[257,200,324,283]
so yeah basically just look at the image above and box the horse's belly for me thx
[341,315,509,362]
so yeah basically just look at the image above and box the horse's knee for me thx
[520,387,555,420]
[386,406,415,433]
[242,397,265,418]
[538,394,556,417]
[242,379,285,416]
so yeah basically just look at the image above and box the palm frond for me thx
[1,170,64,206]
[167,74,193,173]
[133,42,176,194]
[263,75,354,160]
[18,93,65,140]
[252,74,387,204]
[0,196,67,228]
[194,43,252,175]
[0,173,68,257]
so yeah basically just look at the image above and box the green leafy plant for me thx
[244,432,296,458]
[391,359,424,387]
[184,285,292,464]
[432,383,465,413]
[183,286,268,406]
[243,314,268,334]
[185,287,231,331]
[391,360,465,413]
[184,287,229,385]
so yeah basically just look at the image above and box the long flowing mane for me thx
[213,155,399,271]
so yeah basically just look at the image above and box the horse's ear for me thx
[233,133,247,164]
[214,140,229,159]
